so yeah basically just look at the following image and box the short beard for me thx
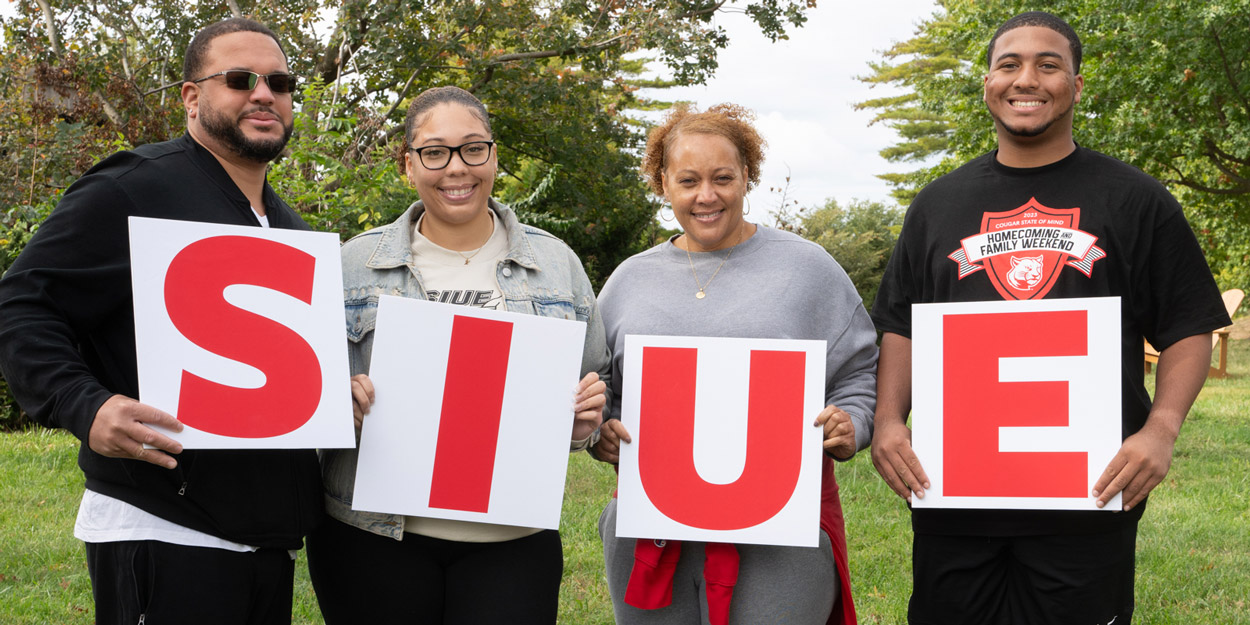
[993,99,1074,139]
[199,102,293,163]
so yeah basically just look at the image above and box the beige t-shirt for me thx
[403,211,539,543]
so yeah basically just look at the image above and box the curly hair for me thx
[641,103,766,196]
[396,86,492,173]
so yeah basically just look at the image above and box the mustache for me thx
[239,106,282,120]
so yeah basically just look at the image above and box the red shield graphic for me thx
[981,199,1079,301]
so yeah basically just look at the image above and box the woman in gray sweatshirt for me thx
[590,103,878,625]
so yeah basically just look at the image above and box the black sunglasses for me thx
[192,70,297,94]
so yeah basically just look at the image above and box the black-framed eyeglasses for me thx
[407,141,495,170]
[192,70,297,94]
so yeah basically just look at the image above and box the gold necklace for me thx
[455,246,484,265]
[453,215,494,264]
[685,222,745,299]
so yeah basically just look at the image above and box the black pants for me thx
[307,516,563,625]
[85,540,295,625]
[908,523,1137,625]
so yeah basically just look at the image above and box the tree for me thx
[858,0,1250,287]
[0,0,815,282]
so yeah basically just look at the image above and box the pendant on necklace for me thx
[696,290,706,299]
[464,259,470,265]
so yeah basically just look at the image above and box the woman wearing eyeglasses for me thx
[590,104,877,625]
[306,86,610,625]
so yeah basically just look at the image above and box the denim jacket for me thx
[321,199,611,539]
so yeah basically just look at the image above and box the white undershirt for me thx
[253,206,270,228]
[74,490,258,552]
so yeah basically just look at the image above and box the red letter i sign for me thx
[911,297,1122,511]
[616,335,826,548]
[352,296,589,530]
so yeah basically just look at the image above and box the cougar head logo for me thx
[1007,255,1044,291]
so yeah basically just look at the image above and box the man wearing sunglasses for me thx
[0,17,320,625]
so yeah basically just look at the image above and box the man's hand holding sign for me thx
[88,395,184,469]
[1091,331,1210,511]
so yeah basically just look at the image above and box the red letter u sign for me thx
[637,346,806,530]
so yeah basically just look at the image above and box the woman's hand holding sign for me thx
[815,405,856,460]
[350,373,375,429]
[573,372,606,442]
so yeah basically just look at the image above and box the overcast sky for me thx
[644,0,940,219]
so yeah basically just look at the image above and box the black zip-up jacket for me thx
[0,134,322,549]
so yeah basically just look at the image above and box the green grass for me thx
[2,339,1248,624]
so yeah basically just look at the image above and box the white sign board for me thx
[616,335,826,547]
[129,216,354,449]
[352,295,587,530]
[911,297,1122,511]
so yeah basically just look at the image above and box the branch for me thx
[144,81,182,96]
[316,24,346,84]
[1163,177,1250,195]
[487,33,629,64]
[93,93,125,127]
[1159,152,1249,195]
[1209,24,1250,114]
[34,0,65,57]
[226,0,243,19]
[316,4,367,85]
[676,1,730,20]
[1200,138,1250,191]
[382,67,422,121]
[1204,136,1250,167]
[468,66,495,93]
[497,141,557,168]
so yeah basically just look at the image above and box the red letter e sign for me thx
[616,335,826,548]
[911,297,1122,511]
[128,217,354,450]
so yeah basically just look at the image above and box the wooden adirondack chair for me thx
[1144,288,1245,378]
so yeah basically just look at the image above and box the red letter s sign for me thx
[164,235,322,438]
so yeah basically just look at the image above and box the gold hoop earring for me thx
[660,205,675,222]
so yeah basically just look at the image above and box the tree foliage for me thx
[0,0,816,428]
[858,0,1250,287]
[0,0,814,279]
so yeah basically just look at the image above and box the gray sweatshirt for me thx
[598,225,878,454]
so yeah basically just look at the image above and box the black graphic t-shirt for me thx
[872,147,1230,536]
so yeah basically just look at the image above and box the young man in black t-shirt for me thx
[869,11,1230,625]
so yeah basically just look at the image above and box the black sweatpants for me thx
[908,523,1137,625]
[307,516,563,625]
[85,540,295,625]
